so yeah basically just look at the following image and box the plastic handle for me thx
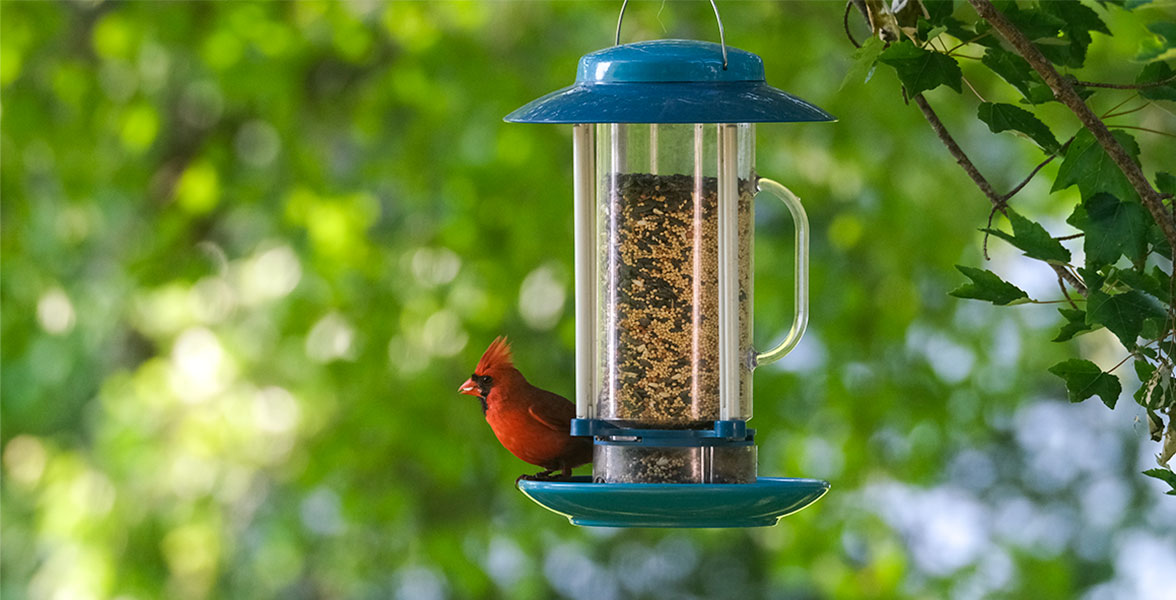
[754,177,809,367]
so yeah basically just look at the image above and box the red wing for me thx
[528,389,576,433]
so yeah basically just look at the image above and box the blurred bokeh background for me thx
[3,1,1175,598]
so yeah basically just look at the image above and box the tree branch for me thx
[913,94,1002,201]
[966,0,1176,255]
[912,93,1087,295]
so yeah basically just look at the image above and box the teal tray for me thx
[517,477,830,528]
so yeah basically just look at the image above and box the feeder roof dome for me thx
[505,39,835,124]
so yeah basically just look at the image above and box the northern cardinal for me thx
[459,337,592,480]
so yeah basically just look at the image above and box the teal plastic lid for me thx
[505,40,834,124]
[578,39,763,83]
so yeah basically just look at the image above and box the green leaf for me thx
[922,25,948,44]
[1112,266,1171,303]
[1138,62,1176,102]
[983,209,1071,263]
[1158,172,1176,196]
[981,48,1054,104]
[1052,129,1142,201]
[1142,468,1176,495]
[981,6,1073,70]
[976,102,1060,153]
[1052,0,1111,36]
[1146,409,1164,437]
[1141,315,1168,341]
[1040,0,1110,68]
[1053,307,1096,342]
[1135,358,1156,381]
[1086,287,1167,348]
[840,37,886,90]
[1132,361,1172,414]
[1069,194,1151,269]
[1148,222,1173,259]
[1123,0,1154,9]
[1080,193,1150,266]
[923,0,956,26]
[1048,358,1122,408]
[943,17,992,49]
[1002,6,1065,41]
[1134,359,1157,407]
[1138,22,1176,62]
[1080,266,1106,290]
[878,41,963,96]
[949,265,1032,305]
[1148,174,1175,259]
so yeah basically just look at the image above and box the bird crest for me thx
[476,336,515,374]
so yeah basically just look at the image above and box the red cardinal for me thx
[459,336,592,480]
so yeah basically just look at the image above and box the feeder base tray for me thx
[516,476,829,528]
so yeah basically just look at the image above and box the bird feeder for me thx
[506,3,833,527]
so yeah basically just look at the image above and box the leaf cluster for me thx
[848,0,1176,493]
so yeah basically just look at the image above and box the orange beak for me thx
[458,377,479,396]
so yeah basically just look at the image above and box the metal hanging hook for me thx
[615,0,729,69]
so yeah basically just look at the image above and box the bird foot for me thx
[516,469,572,483]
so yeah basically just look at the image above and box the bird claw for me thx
[516,469,574,484]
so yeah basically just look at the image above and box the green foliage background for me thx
[2,1,1174,598]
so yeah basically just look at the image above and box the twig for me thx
[1108,336,1173,374]
[962,75,987,102]
[984,206,997,260]
[947,32,993,55]
[1100,94,1142,119]
[1075,74,1176,90]
[1058,273,1079,310]
[1000,142,1068,203]
[1055,233,1084,241]
[1109,350,1138,375]
[912,93,1087,295]
[1104,103,1151,120]
[1103,125,1176,139]
[967,0,1176,257]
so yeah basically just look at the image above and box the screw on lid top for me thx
[505,39,835,124]
[577,39,764,84]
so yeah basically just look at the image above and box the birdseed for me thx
[593,444,757,484]
[598,173,754,427]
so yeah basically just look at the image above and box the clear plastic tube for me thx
[572,124,597,419]
[594,123,755,426]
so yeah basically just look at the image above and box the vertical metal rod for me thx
[573,124,596,419]
[649,124,658,175]
[606,123,624,416]
[717,124,740,421]
[691,124,705,414]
